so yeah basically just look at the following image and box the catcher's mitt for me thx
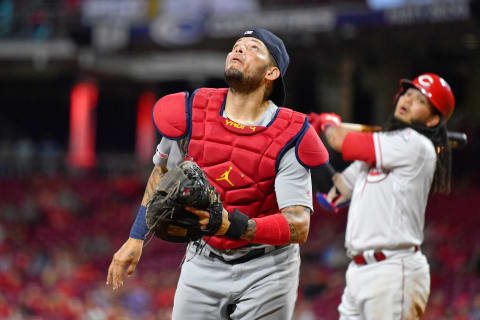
[145,161,223,243]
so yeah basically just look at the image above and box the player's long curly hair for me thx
[383,115,451,195]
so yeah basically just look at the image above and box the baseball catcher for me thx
[107,28,330,319]
[145,160,223,243]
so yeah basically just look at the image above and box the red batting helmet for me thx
[395,73,455,120]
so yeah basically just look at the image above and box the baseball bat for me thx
[341,122,468,149]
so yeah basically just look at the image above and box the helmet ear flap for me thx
[393,88,403,106]
[393,80,414,107]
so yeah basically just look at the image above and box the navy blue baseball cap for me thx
[242,28,289,106]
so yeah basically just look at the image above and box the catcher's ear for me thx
[152,91,189,139]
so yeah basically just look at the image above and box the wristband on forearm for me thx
[225,208,249,240]
[252,214,291,246]
[129,205,149,240]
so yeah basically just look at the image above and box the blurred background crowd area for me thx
[1,0,480,319]
[0,172,479,319]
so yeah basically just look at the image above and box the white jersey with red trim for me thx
[340,128,436,254]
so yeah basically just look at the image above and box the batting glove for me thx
[308,112,341,133]
[315,187,350,214]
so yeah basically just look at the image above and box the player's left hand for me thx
[308,112,342,133]
[185,206,231,236]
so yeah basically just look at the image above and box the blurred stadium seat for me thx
[0,0,479,319]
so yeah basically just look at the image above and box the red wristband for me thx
[252,214,290,246]
[342,131,376,164]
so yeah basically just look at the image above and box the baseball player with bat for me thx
[309,72,456,319]
[106,28,329,319]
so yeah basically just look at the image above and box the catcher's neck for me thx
[224,89,269,124]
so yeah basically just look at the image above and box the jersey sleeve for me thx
[339,160,366,192]
[152,137,187,171]
[275,148,313,211]
[373,129,430,170]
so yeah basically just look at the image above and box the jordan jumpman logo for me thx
[216,166,234,186]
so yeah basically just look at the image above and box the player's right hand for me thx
[106,237,143,290]
[185,206,231,236]
[316,192,339,213]
[316,185,351,214]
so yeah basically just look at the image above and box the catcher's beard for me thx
[224,67,267,95]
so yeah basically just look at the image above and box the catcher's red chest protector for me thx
[153,88,328,249]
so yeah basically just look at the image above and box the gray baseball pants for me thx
[172,243,300,320]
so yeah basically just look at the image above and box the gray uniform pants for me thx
[172,243,300,320]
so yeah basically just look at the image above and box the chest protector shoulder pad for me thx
[152,91,190,140]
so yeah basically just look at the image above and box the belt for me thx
[353,246,419,265]
[209,245,287,265]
